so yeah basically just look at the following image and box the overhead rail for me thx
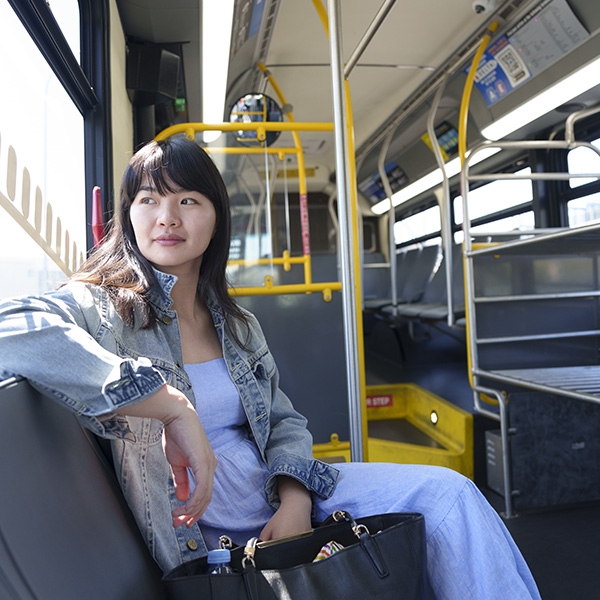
[377,20,497,329]
[460,105,600,517]
[355,0,540,166]
[155,121,342,302]
[343,0,397,78]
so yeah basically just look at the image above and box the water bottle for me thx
[207,548,233,574]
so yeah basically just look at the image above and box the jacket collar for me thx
[147,268,223,323]
[148,268,177,312]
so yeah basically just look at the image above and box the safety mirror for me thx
[229,93,283,147]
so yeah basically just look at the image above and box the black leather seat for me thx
[0,377,165,600]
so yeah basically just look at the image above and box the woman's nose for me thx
[158,206,180,227]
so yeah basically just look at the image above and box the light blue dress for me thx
[185,358,275,549]
[185,359,541,600]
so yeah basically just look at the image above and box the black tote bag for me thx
[163,511,426,600]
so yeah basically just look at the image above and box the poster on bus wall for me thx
[468,0,590,107]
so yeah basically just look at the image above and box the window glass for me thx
[393,205,440,246]
[566,138,600,226]
[454,167,532,224]
[568,193,600,226]
[454,212,535,244]
[48,0,81,62]
[0,2,85,298]
[567,138,600,189]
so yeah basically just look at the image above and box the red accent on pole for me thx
[299,192,311,256]
[92,186,105,247]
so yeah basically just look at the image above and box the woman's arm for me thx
[0,288,218,526]
[0,289,164,423]
[114,384,217,528]
[259,476,312,541]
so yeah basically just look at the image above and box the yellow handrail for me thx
[204,146,299,155]
[156,119,341,301]
[230,279,342,303]
[155,121,333,141]
[228,251,306,272]
[458,22,498,166]
[256,62,313,286]
[458,22,499,402]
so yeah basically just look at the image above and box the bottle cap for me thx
[207,548,231,564]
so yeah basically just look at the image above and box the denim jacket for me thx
[0,270,339,572]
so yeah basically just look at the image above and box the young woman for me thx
[0,138,540,599]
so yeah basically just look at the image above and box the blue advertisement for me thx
[467,0,589,107]
[468,35,531,107]
[358,161,407,204]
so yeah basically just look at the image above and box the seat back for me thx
[363,252,390,300]
[0,378,165,600]
[397,245,440,302]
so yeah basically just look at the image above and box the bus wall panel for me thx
[509,391,600,511]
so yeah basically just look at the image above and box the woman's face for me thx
[129,177,217,277]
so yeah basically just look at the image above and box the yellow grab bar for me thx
[155,121,333,141]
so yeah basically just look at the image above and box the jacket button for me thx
[187,539,199,551]
[162,315,172,325]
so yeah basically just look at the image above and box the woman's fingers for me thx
[162,409,217,527]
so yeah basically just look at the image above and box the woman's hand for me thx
[115,384,217,528]
[260,476,312,541]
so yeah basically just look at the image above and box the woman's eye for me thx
[181,197,198,205]
[139,197,155,204]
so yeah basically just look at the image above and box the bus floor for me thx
[483,490,600,600]
[364,325,600,600]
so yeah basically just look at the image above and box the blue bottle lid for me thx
[207,548,232,564]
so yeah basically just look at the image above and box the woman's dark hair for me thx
[70,137,248,342]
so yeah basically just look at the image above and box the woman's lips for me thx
[155,235,184,246]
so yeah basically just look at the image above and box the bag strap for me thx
[322,511,390,578]
[242,565,261,600]
[242,536,259,569]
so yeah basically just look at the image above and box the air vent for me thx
[498,0,531,22]
[250,0,282,90]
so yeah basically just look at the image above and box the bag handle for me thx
[242,537,259,569]
[241,510,371,570]
[329,510,371,538]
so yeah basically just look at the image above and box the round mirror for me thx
[229,93,283,147]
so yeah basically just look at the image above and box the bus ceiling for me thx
[115,0,600,201]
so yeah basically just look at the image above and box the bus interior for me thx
[2,0,600,597]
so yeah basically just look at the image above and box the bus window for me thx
[453,167,534,242]
[567,138,600,226]
[47,1,81,62]
[393,204,440,249]
[567,192,600,226]
[568,138,600,188]
[0,2,85,298]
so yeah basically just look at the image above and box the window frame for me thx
[7,0,113,252]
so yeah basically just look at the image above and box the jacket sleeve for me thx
[233,310,339,505]
[0,284,166,437]
[265,381,340,506]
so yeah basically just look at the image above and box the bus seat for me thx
[363,252,390,305]
[413,246,465,322]
[397,245,440,304]
[0,377,165,600]
[380,245,464,323]
[364,245,440,312]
